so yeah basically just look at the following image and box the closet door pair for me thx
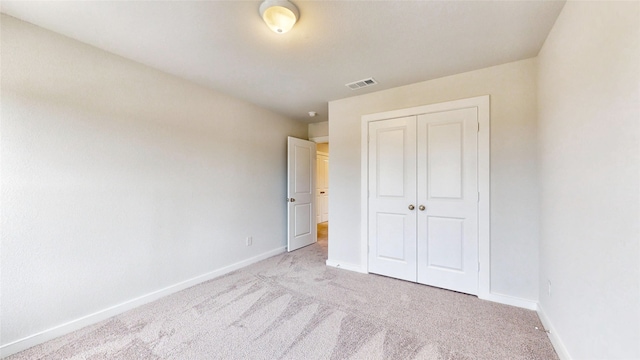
[367,108,479,295]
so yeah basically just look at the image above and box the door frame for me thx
[360,95,491,299]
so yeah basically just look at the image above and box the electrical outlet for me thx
[547,280,551,297]
[246,236,253,246]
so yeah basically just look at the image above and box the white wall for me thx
[328,59,539,302]
[537,2,640,358]
[0,15,307,349]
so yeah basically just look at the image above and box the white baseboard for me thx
[0,246,286,358]
[325,259,367,274]
[323,262,538,312]
[537,304,572,360]
[478,292,538,311]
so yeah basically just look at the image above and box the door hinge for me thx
[478,262,480,272]
[477,122,480,132]
[478,192,480,202]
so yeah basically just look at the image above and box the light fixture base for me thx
[259,0,299,34]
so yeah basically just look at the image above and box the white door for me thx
[316,153,329,223]
[287,137,317,252]
[367,109,479,294]
[416,108,478,295]
[368,116,418,282]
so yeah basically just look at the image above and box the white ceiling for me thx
[1,1,565,124]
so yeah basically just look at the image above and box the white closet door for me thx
[316,154,329,223]
[321,156,329,222]
[416,108,478,295]
[368,117,417,282]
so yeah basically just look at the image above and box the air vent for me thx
[346,77,378,90]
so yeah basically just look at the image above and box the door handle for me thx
[320,191,325,194]
[287,198,296,202]
[419,205,425,211]
[408,205,415,210]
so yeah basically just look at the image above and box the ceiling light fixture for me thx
[259,0,299,34]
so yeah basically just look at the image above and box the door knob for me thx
[408,205,415,210]
[288,198,296,202]
[419,205,425,211]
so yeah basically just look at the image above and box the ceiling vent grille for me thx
[346,77,378,90]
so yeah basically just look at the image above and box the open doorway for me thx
[316,142,329,251]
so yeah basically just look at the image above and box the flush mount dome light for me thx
[259,0,299,34]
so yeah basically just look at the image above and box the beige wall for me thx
[1,15,307,348]
[308,121,329,139]
[328,58,539,301]
[537,1,640,358]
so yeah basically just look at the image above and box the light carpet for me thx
[8,223,558,359]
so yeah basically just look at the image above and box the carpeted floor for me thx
[8,222,558,359]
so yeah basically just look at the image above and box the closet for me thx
[365,98,487,295]
[316,151,329,223]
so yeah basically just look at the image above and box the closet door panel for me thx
[417,108,479,295]
[426,216,464,271]
[368,116,417,282]
[428,122,463,199]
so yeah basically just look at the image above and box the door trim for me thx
[360,95,491,299]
